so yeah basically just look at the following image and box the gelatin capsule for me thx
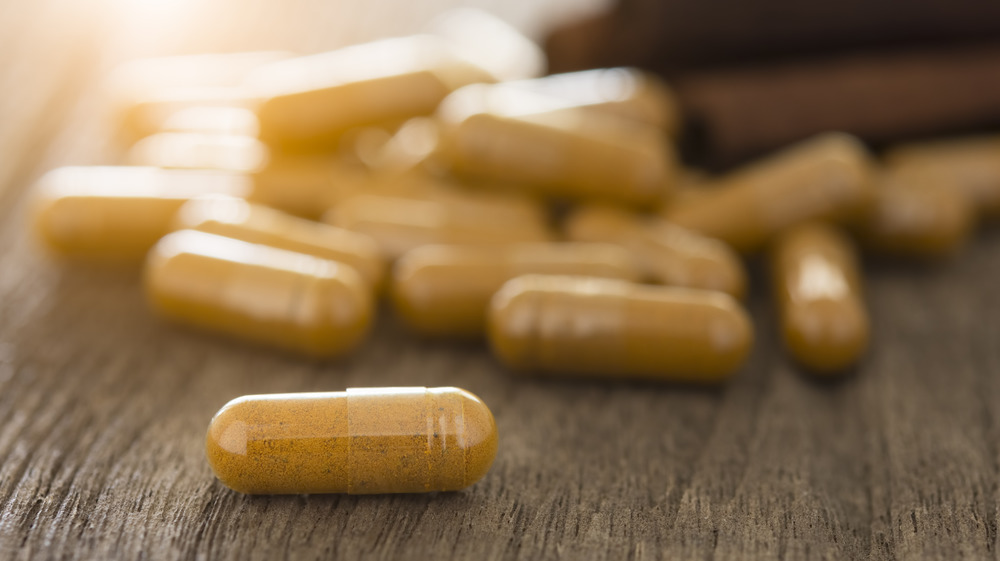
[426,8,546,81]
[128,133,268,173]
[248,35,494,149]
[205,386,498,494]
[771,222,869,374]
[885,135,1000,217]
[664,133,874,253]
[324,194,552,260]
[145,230,372,358]
[33,166,250,261]
[392,243,641,337]
[434,83,675,207]
[488,275,753,382]
[564,205,746,299]
[248,156,368,220]
[856,168,974,257]
[503,68,680,133]
[174,196,386,288]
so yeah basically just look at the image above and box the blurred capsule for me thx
[664,133,874,253]
[145,230,372,358]
[324,194,552,260]
[174,195,385,288]
[885,135,1000,218]
[435,84,675,207]
[488,275,753,383]
[248,156,368,220]
[159,106,259,137]
[771,222,869,374]
[856,168,974,258]
[392,243,640,337]
[128,133,268,173]
[564,205,746,298]
[118,86,261,141]
[206,387,497,494]
[33,166,250,261]
[248,35,494,149]
[426,8,546,81]
[503,68,679,133]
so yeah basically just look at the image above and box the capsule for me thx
[771,222,869,374]
[128,133,268,173]
[248,35,494,149]
[564,205,746,299]
[145,230,372,357]
[205,387,497,494]
[159,106,260,137]
[118,86,261,141]
[488,275,753,382]
[434,83,675,207]
[393,243,640,337]
[324,194,552,260]
[174,196,386,288]
[503,68,680,134]
[33,166,250,261]
[664,133,874,253]
[884,135,1000,218]
[426,7,546,81]
[248,156,368,219]
[856,168,974,257]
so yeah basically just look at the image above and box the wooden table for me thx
[2,1,999,558]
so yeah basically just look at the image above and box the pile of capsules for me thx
[30,9,1000,495]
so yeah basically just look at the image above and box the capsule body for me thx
[435,84,675,207]
[174,196,386,288]
[145,230,372,358]
[34,166,251,261]
[249,156,368,219]
[393,243,641,337]
[206,387,498,494]
[128,133,268,173]
[885,135,1000,218]
[772,222,869,374]
[564,205,746,298]
[664,133,873,253]
[249,36,494,149]
[488,275,753,382]
[426,8,546,81]
[857,169,974,257]
[324,194,552,260]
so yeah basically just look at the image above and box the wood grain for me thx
[1,1,999,559]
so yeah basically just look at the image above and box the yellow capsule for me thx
[128,133,268,173]
[248,156,368,220]
[324,194,552,260]
[856,168,974,257]
[771,222,869,374]
[33,166,251,261]
[435,83,675,207]
[205,386,498,494]
[503,68,680,134]
[564,205,747,299]
[248,35,494,149]
[145,230,372,358]
[488,275,753,383]
[159,106,259,137]
[174,195,386,288]
[885,135,1000,218]
[392,243,640,337]
[426,8,546,81]
[664,133,874,253]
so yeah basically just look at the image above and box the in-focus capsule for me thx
[206,387,498,494]
[564,205,746,299]
[664,133,874,253]
[324,194,552,260]
[488,275,753,383]
[174,196,386,288]
[248,35,494,149]
[128,133,268,173]
[392,243,640,337]
[33,166,250,261]
[434,83,675,207]
[771,222,869,374]
[856,168,974,258]
[884,135,1000,218]
[145,230,372,358]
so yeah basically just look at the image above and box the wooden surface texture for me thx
[1,1,1000,559]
